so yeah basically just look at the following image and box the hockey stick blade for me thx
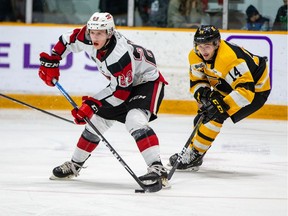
[53,79,162,193]
[167,115,203,180]
[140,179,162,193]
[135,189,146,193]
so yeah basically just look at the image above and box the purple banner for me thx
[0,43,10,68]
[0,42,99,72]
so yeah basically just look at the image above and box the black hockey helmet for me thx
[194,25,221,44]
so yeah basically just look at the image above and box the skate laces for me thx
[181,150,198,164]
[59,161,83,177]
[147,164,168,177]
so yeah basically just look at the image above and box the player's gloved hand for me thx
[71,96,102,125]
[38,52,61,86]
[194,87,212,104]
[198,91,229,124]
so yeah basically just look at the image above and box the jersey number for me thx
[118,70,133,87]
[229,66,242,81]
[128,41,156,65]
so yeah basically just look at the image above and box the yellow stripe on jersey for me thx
[255,66,270,92]
[224,89,254,115]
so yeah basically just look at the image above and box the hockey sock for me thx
[131,126,161,166]
[72,129,100,163]
[190,120,223,154]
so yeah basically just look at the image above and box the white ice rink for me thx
[0,109,287,216]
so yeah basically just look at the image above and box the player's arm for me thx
[38,27,86,86]
[222,59,255,116]
[52,27,87,58]
[188,51,211,104]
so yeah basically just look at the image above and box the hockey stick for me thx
[0,93,74,124]
[167,114,204,180]
[53,79,162,193]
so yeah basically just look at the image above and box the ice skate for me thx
[168,148,205,171]
[139,161,170,189]
[49,161,84,180]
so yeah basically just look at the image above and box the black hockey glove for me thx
[194,87,212,104]
[198,91,229,124]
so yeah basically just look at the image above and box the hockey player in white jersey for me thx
[38,12,169,189]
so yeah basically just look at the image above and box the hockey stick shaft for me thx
[53,80,151,191]
[0,93,74,124]
[167,114,203,180]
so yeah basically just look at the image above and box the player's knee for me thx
[214,113,228,123]
[125,108,150,134]
[130,125,154,141]
[82,129,100,143]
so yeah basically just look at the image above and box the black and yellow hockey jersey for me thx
[189,39,271,116]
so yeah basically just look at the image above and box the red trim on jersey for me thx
[97,50,106,60]
[150,81,159,113]
[53,41,66,56]
[113,89,130,100]
[69,28,81,43]
[77,136,98,153]
[113,62,132,78]
[53,27,86,56]
[136,134,159,152]
[76,26,86,42]
[158,72,168,85]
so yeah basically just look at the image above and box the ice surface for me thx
[0,109,287,216]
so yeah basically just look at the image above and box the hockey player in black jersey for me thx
[169,25,271,171]
[38,12,169,189]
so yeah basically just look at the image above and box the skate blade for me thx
[176,166,200,172]
[49,174,75,180]
[166,163,200,172]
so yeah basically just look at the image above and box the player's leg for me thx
[125,81,169,187]
[125,108,169,187]
[169,90,270,171]
[50,115,115,179]
[169,115,226,171]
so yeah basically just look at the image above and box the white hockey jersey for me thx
[52,25,166,107]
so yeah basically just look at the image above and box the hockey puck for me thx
[135,189,145,193]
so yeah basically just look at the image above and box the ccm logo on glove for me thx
[40,61,60,68]
[38,52,61,86]
[211,99,225,113]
